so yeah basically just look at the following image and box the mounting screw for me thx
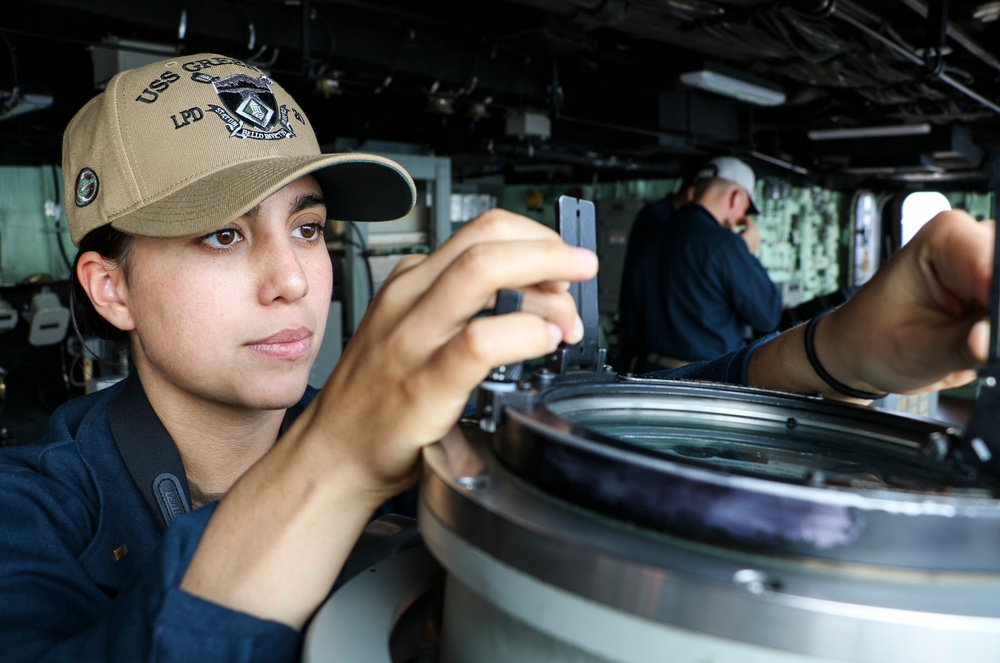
[455,474,490,491]
[733,569,781,594]
[923,431,952,461]
[806,470,826,486]
[970,437,994,463]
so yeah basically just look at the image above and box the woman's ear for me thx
[76,251,136,332]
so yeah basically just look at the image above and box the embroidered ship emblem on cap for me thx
[75,168,99,207]
[207,73,295,140]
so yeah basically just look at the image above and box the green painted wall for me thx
[500,177,849,308]
[947,190,993,220]
[0,166,74,284]
[2,164,992,311]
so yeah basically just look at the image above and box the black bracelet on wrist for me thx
[804,310,888,401]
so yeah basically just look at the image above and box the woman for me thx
[0,52,597,662]
[0,52,992,662]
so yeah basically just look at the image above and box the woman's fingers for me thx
[374,210,573,306]
[408,239,595,331]
[916,213,994,314]
[361,234,596,373]
[313,207,600,490]
[828,211,993,395]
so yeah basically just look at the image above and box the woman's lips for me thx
[247,327,313,360]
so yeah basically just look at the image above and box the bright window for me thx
[901,191,951,246]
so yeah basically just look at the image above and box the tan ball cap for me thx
[63,53,416,246]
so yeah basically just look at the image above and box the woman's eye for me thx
[202,228,243,248]
[294,223,323,240]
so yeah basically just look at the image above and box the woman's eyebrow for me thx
[291,193,327,215]
[241,193,326,222]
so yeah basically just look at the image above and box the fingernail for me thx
[548,323,563,348]
[570,316,584,343]
[575,247,598,270]
[972,319,991,363]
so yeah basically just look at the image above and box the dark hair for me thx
[70,225,135,342]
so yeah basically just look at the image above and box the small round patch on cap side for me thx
[75,168,100,207]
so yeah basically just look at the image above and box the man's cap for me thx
[63,53,416,246]
[694,156,760,215]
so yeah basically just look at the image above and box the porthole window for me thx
[901,191,951,246]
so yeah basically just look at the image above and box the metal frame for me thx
[344,153,452,332]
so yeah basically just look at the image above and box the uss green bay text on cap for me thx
[63,53,416,246]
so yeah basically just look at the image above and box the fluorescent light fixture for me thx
[808,123,932,140]
[0,91,53,121]
[679,69,786,106]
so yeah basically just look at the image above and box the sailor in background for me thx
[621,156,781,373]
[617,167,696,372]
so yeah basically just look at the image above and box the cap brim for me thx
[110,153,416,239]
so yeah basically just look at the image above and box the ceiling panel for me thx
[3,0,999,189]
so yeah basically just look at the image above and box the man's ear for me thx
[729,187,744,213]
[715,188,737,230]
[76,251,136,332]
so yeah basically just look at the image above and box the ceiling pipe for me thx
[522,112,812,177]
[901,0,1000,75]
[924,0,948,75]
[747,149,810,176]
[487,141,640,169]
[834,0,1000,116]
[301,0,313,78]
